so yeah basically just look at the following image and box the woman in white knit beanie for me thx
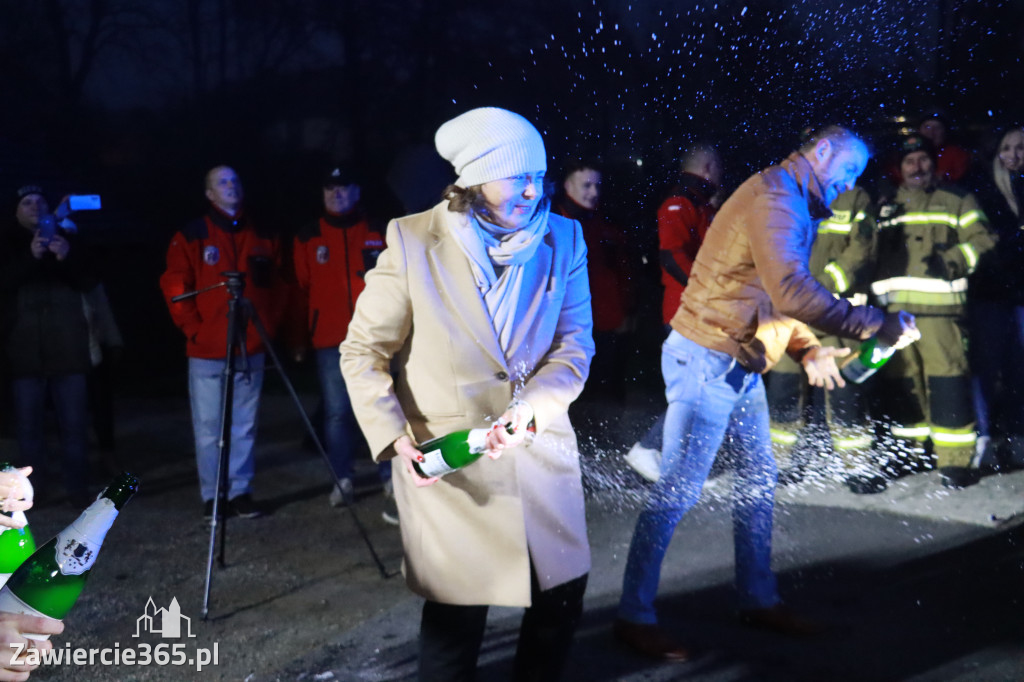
[340,107,595,681]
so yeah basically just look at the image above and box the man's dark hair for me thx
[561,159,602,181]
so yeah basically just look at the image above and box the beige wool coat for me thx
[339,201,594,607]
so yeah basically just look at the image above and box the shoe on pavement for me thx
[625,442,662,482]
[329,478,355,507]
[845,473,888,495]
[939,466,981,490]
[229,493,264,519]
[203,498,232,521]
[739,604,824,636]
[381,479,399,526]
[612,618,691,661]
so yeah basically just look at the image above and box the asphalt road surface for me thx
[13,389,1024,682]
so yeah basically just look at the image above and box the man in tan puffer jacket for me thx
[614,126,921,660]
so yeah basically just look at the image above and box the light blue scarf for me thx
[445,200,550,354]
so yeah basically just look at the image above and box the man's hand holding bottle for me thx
[877,310,921,349]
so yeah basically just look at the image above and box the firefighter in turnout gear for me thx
[767,185,885,492]
[870,135,996,487]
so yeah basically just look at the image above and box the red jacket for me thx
[554,198,632,332]
[293,213,384,348]
[657,172,717,324]
[159,207,284,359]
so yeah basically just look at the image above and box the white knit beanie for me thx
[435,107,547,188]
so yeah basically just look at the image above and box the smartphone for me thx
[68,195,101,211]
[37,215,57,242]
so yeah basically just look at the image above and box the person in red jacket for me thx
[160,165,284,520]
[625,145,723,481]
[555,160,633,402]
[293,167,395,522]
[919,113,972,184]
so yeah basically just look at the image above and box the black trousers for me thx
[418,568,588,682]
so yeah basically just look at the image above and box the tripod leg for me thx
[244,301,396,579]
[202,297,242,620]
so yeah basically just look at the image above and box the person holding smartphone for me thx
[0,185,95,508]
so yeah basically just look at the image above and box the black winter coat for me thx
[0,222,94,377]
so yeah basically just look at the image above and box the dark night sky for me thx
[4,1,1022,171]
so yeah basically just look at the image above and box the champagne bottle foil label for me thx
[54,499,118,576]
[0,587,52,640]
[417,448,455,477]
[466,429,488,454]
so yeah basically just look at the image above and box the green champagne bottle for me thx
[840,336,897,384]
[0,472,138,638]
[413,427,507,478]
[0,464,36,587]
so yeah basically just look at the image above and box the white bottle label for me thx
[418,448,455,478]
[55,499,118,576]
[0,587,52,640]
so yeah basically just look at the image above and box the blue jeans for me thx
[11,373,90,499]
[314,347,390,483]
[189,355,264,502]
[638,325,672,451]
[639,412,666,451]
[619,332,779,624]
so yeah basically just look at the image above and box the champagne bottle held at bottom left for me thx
[0,472,138,639]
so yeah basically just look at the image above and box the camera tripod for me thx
[172,271,397,619]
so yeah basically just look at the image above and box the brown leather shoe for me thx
[739,604,824,636]
[612,618,691,661]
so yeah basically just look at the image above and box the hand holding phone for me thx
[37,215,56,243]
[54,194,101,221]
